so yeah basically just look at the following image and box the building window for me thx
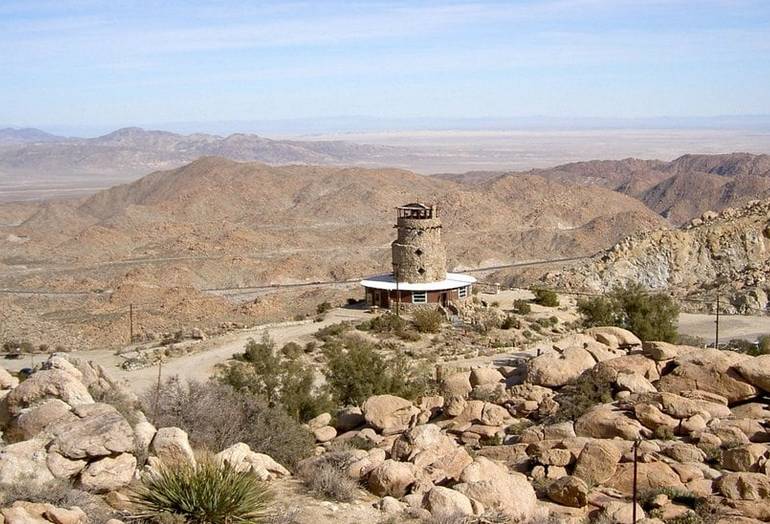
[418,267,426,275]
[415,248,423,256]
[458,286,468,298]
[412,291,427,304]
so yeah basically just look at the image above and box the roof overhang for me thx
[360,272,477,291]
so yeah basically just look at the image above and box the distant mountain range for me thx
[0,126,406,177]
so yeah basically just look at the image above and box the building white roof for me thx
[360,272,477,291]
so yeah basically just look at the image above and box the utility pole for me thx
[129,303,134,344]
[715,293,720,349]
[153,358,163,420]
[394,263,401,318]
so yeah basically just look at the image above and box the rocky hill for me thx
[547,199,770,313]
[0,157,665,348]
[440,154,770,224]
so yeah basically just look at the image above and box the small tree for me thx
[532,288,559,307]
[577,282,679,342]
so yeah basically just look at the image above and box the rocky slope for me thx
[548,199,770,313]
[3,325,770,522]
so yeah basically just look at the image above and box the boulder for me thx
[470,367,504,387]
[307,412,332,431]
[441,372,472,398]
[46,450,87,479]
[5,369,93,416]
[50,403,135,459]
[361,395,419,435]
[313,426,337,443]
[392,424,472,484]
[133,418,157,458]
[642,341,682,361]
[573,439,623,486]
[716,472,770,500]
[0,366,19,389]
[526,347,596,387]
[214,443,289,480]
[596,354,660,381]
[1,506,50,524]
[597,501,646,524]
[547,475,589,507]
[733,355,770,393]
[79,453,137,492]
[0,438,55,486]
[656,349,757,404]
[661,442,706,463]
[454,470,537,522]
[348,448,386,480]
[10,399,77,441]
[616,373,656,394]
[586,326,641,347]
[722,444,769,472]
[606,462,684,496]
[460,456,508,483]
[634,403,678,431]
[424,486,474,519]
[150,427,196,466]
[44,506,87,524]
[368,459,417,498]
[575,405,647,440]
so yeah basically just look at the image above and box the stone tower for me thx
[391,203,447,283]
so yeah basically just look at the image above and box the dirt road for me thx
[6,308,370,394]
[678,312,770,344]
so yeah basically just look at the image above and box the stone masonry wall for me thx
[391,216,447,283]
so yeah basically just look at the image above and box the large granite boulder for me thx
[361,395,419,435]
[50,403,135,460]
[5,370,93,416]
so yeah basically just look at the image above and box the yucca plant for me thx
[131,458,271,524]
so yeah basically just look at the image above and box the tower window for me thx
[415,248,423,256]
[418,267,426,275]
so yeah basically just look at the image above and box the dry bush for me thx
[297,452,359,502]
[142,377,314,469]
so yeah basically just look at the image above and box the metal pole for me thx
[395,264,401,318]
[632,439,639,524]
[129,303,134,344]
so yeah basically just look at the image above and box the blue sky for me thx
[1,0,770,131]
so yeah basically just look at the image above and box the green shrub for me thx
[280,342,303,360]
[577,282,679,342]
[532,288,559,307]
[547,366,615,424]
[316,301,333,314]
[323,337,431,405]
[412,308,444,333]
[131,458,271,523]
[143,379,314,469]
[314,322,352,341]
[500,315,520,330]
[513,300,531,314]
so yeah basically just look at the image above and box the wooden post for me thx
[153,359,162,420]
[715,293,720,349]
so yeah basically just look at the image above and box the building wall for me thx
[391,216,447,283]
[364,285,472,308]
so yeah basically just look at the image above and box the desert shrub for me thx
[88,383,143,425]
[314,322,352,341]
[297,452,359,502]
[316,301,333,314]
[358,313,405,333]
[219,335,332,421]
[500,315,520,330]
[412,308,444,333]
[577,282,679,342]
[758,335,770,355]
[653,425,675,440]
[491,301,500,308]
[131,457,271,523]
[280,342,303,360]
[724,336,770,356]
[323,337,431,405]
[532,288,559,307]
[513,299,531,314]
[547,366,615,424]
[143,378,314,468]
[0,478,118,521]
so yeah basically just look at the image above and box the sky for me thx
[1,0,770,132]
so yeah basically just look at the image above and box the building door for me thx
[440,292,448,306]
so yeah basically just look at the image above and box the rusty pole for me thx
[632,438,640,523]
